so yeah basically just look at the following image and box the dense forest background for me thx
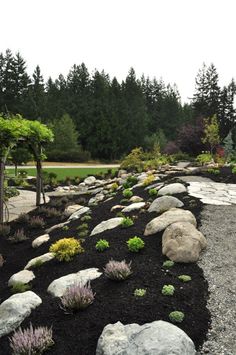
[0,49,236,161]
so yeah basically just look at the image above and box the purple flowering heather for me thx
[9,323,54,355]
[61,282,95,311]
[104,259,132,280]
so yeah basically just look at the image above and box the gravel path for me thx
[198,205,236,355]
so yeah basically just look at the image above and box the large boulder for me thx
[90,218,123,236]
[84,176,96,186]
[148,196,184,214]
[47,268,102,297]
[96,320,196,355]
[24,253,54,270]
[8,270,35,286]
[158,183,187,196]
[144,208,196,236]
[0,291,42,337]
[162,221,207,262]
[122,202,145,213]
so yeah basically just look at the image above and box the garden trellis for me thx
[0,115,53,224]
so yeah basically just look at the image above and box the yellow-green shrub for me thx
[142,174,155,186]
[49,238,84,262]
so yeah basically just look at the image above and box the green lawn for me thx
[6,167,117,181]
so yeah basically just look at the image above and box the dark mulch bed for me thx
[0,182,210,355]
[199,166,236,183]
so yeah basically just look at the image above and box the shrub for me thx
[0,254,4,267]
[104,260,132,280]
[121,217,134,228]
[76,223,88,231]
[80,215,92,222]
[29,216,45,229]
[8,229,28,244]
[142,175,155,186]
[120,147,144,172]
[148,188,158,197]
[4,186,20,200]
[169,311,185,323]
[111,182,119,191]
[18,169,28,178]
[96,239,109,252]
[29,259,44,269]
[46,208,61,218]
[0,224,10,237]
[122,189,133,198]
[116,212,124,218]
[178,275,192,282]
[62,225,69,231]
[232,166,236,174]
[127,236,145,252]
[122,176,138,189]
[49,238,84,262]
[16,213,30,224]
[120,198,129,205]
[77,230,89,238]
[11,282,31,294]
[196,152,212,165]
[61,283,95,311]
[9,324,54,354]
[161,284,175,296]
[134,288,146,297]
[162,260,174,268]
[207,168,220,175]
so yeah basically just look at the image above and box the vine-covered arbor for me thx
[0,115,54,224]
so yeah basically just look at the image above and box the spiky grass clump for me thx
[9,323,54,354]
[29,216,45,229]
[61,283,95,311]
[104,260,132,281]
[49,238,84,262]
[8,229,28,244]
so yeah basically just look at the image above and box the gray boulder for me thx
[96,320,196,355]
[84,176,96,185]
[0,291,42,337]
[8,270,35,286]
[148,196,184,214]
[162,221,207,262]
[24,253,54,270]
[64,204,83,216]
[129,196,144,203]
[90,217,123,236]
[32,234,50,248]
[144,208,196,236]
[47,268,102,297]
[122,202,145,213]
[158,183,187,195]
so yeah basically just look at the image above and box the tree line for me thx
[0,49,236,160]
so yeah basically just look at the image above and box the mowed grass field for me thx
[6,167,118,181]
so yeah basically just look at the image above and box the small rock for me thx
[24,253,54,270]
[64,204,83,216]
[47,268,102,297]
[122,202,146,213]
[8,270,35,286]
[111,205,125,212]
[129,196,144,203]
[32,234,50,248]
[90,217,123,236]
[84,176,96,185]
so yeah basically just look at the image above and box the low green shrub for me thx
[121,217,134,228]
[76,223,89,231]
[161,284,175,296]
[134,288,146,297]
[120,198,129,205]
[62,225,69,231]
[96,239,109,252]
[127,236,145,252]
[11,282,31,294]
[142,174,155,186]
[29,259,44,269]
[178,275,192,282]
[207,168,220,175]
[148,188,158,197]
[80,215,92,222]
[169,311,185,323]
[162,260,174,268]
[78,230,89,238]
[111,182,119,191]
[120,147,144,172]
[231,166,236,174]
[122,189,133,198]
[116,212,125,218]
[196,152,212,165]
[122,176,138,189]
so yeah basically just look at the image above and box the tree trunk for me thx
[0,159,5,224]
[36,160,42,206]
[15,163,18,177]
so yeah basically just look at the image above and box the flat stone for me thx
[64,204,83,216]
[32,234,50,248]
[144,208,196,236]
[158,183,187,195]
[69,207,90,220]
[46,221,69,233]
[162,221,207,263]
[129,196,144,203]
[8,270,35,286]
[90,217,123,236]
[148,196,184,214]
[96,320,196,355]
[144,182,164,191]
[122,202,145,213]
[0,291,42,337]
[24,253,54,270]
[111,205,125,212]
[47,268,102,297]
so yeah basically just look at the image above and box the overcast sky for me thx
[1,0,236,102]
